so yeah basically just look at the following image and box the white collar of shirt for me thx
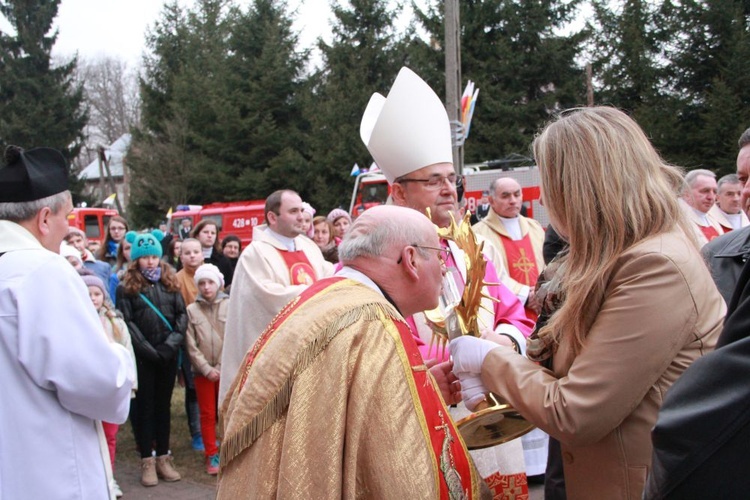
[266,228,296,252]
[335,266,383,296]
[499,215,523,240]
[690,207,712,227]
[721,209,743,229]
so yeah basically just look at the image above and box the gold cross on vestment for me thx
[512,248,536,284]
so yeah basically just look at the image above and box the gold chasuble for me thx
[219,277,482,499]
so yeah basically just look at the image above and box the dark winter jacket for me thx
[116,280,187,365]
[702,225,750,304]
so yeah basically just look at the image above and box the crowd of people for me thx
[3,65,750,500]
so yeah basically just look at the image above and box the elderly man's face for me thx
[737,146,750,215]
[392,163,459,228]
[717,182,743,215]
[686,175,717,214]
[490,178,523,219]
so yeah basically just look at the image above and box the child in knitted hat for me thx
[81,272,137,499]
[116,231,186,487]
[326,208,352,243]
[185,263,228,475]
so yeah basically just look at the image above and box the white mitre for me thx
[359,67,453,184]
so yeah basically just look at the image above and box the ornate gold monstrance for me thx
[425,211,534,450]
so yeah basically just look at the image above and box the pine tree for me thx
[0,0,87,193]
[303,0,411,211]
[227,0,310,199]
[130,0,310,227]
[130,0,234,226]
[413,0,586,164]
[664,0,750,172]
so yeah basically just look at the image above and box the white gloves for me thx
[450,336,501,411]
[450,336,500,374]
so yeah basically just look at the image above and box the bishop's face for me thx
[392,163,459,228]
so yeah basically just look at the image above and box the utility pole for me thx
[445,0,463,175]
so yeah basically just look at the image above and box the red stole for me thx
[699,224,720,242]
[277,248,316,285]
[394,320,477,499]
[719,223,733,233]
[500,234,540,321]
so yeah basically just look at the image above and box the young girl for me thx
[116,232,186,488]
[185,263,228,475]
[175,238,205,452]
[82,273,137,498]
[97,215,129,266]
[109,231,135,305]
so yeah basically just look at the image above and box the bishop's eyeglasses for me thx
[396,173,462,191]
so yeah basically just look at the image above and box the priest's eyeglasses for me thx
[396,173,461,190]
[397,244,450,264]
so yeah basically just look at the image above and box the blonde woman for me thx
[451,107,726,499]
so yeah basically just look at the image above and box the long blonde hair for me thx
[533,107,698,353]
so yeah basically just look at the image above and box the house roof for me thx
[78,133,131,180]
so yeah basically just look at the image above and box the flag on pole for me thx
[103,193,117,205]
[369,162,380,173]
[166,207,173,220]
[461,81,479,139]
[350,163,361,176]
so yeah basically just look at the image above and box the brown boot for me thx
[155,454,181,482]
[140,457,158,487]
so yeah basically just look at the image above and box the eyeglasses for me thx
[397,173,461,190]
[397,244,450,264]
[110,226,126,232]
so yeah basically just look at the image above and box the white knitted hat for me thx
[194,263,224,288]
[360,67,453,183]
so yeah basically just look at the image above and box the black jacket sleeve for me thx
[116,285,160,362]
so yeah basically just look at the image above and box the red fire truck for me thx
[67,207,119,244]
[169,200,266,248]
[348,159,549,226]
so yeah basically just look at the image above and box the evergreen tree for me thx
[227,0,310,199]
[0,0,87,195]
[131,0,309,226]
[303,0,412,211]
[413,0,586,163]
[665,0,750,173]
[587,1,687,168]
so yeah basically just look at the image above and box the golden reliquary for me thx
[425,211,534,450]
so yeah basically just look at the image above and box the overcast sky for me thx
[11,0,335,66]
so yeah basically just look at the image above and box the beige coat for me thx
[186,294,228,377]
[481,229,725,499]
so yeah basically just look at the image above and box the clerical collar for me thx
[336,266,402,315]
[499,215,523,240]
[690,207,712,227]
[721,209,743,230]
[266,228,296,252]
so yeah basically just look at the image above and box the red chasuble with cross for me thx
[276,249,317,285]
[699,225,720,242]
[500,234,540,321]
